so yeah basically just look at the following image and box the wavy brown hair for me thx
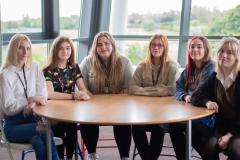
[44,36,76,69]
[89,31,123,93]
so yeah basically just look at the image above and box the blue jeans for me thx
[4,114,58,160]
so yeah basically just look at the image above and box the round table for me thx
[33,94,214,160]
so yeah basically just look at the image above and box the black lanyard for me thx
[152,69,161,86]
[16,65,28,98]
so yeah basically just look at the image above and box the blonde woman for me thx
[192,37,240,160]
[0,34,58,160]
[129,34,179,160]
[43,36,90,160]
[80,32,133,160]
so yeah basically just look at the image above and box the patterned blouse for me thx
[43,64,83,94]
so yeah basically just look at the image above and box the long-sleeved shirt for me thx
[0,62,47,116]
[175,60,215,100]
[191,72,240,134]
[129,60,179,96]
[80,55,133,94]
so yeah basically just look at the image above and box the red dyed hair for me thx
[185,36,211,90]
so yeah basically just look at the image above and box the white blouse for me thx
[0,62,47,116]
[216,71,237,90]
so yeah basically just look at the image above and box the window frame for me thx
[1,0,240,67]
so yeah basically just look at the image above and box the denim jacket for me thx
[175,60,216,128]
[175,60,215,100]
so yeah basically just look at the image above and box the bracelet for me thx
[71,92,75,100]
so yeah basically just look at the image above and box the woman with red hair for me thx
[169,36,215,160]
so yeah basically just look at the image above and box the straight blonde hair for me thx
[89,31,123,93]
[1,34,32,70]
[216,37,240,74]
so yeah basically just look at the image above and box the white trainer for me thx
[87,153,99,160]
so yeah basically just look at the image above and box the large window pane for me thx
[190,0,240,36]
[209,40,221,60]
[110,0,182,35]
[115,40,179,66]
[1,0,42,33]
[72,41,79,62]
[1,46,8,66]
[32,43,48,67]
[59,0,82,38]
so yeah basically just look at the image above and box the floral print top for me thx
[43,64,83,94]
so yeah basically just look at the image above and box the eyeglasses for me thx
[151,43,163,48]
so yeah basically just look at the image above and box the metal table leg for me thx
[186,120,192,160]
[46,119,52,160]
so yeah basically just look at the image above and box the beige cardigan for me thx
[130,60,179,96]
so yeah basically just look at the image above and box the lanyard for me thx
[100,59,111,87]
[58,67,68,93]
[152,69,161,86]
[16,64,28,98]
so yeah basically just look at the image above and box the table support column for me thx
[186,120,192,160]
[46,119,52,160]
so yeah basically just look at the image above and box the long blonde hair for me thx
[1,34,32,70]
[44,36,76,69]
[216,37,240,74]
[89,31,123,93]
[144,34,169,76]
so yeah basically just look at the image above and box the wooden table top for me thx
[33,94,214,125]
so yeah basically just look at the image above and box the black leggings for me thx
[169,121,213,160]
[52,122,77,159]
[202,127,240,160]
[80,124,132,158]
[132,125,165,160]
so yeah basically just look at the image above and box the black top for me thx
[43,64,83,94]
[191,72,240,135]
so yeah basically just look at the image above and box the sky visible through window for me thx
[127,0,239,14]
[2,0,239,21]
[1,0,81,21]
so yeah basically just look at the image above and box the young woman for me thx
[43,36,90,160]
[0,34,58,160]
[169,36,215,160]
[129,34,179,160]
[191,37,240,160]
[80,31,133,160]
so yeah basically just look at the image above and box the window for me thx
[59,0,82,38]
[115,40,179,66]
[208,40,221,60]
[109,0,182,35]
[32,43,48,67]
[190,0,240,36]
[1,0,42,33]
